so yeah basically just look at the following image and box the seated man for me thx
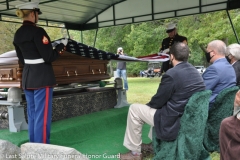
[202,40,236,109]
[226,43,240,86]
[219,90,240,160]
[120,42,205,160]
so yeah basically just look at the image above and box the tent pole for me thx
[226,10,240,44]
[93,29,98,47]
[67,29,70,39]
[81,31,83,43]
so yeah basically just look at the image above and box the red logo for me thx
[42,36,49,44]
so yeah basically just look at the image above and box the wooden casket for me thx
[0,39,120,88]
[52,51,110,85]
[0,51,110,88]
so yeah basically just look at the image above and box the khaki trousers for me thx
[123,103,157,153]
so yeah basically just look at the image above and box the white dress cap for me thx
[117,47,123,51]
[166,23,177,33]
[15,1,40,10]
[15,1,42,14]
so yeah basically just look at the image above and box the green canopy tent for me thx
[0,0,239,45]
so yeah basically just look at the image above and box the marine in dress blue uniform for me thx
[159,23,187,73]
[13,2,67,144]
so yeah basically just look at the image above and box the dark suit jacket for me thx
[147,62,205,141]
[233,60,240,86]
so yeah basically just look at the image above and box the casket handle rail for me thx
[66,70,78,76]
[74,71,78,75]
[92,69,105,75]
[17,68,22,80]
[0,74,13,80]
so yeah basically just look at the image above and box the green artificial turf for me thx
[0,106,151,160]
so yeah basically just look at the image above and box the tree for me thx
[0,21,20,53]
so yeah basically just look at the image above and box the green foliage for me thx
[44,27,63,41]
[0,21,20,53]
[123,22,164,57]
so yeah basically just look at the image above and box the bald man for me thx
[203,40,236,109]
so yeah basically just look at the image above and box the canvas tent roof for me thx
[0,0,239,31]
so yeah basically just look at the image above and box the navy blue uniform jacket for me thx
[147,62,205,141]
[160,34,187,73]
[13,21,64,89]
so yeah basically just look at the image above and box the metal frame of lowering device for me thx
[114,77,130,108]
[0,87,28,132]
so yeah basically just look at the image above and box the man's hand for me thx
[60,38,68,46]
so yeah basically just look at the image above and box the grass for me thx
[127,77,161,104]
[120,77,220,160]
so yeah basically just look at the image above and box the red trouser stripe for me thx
[43,87,49,143]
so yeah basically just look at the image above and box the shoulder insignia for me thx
[42,36,49,44]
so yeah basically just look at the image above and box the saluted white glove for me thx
[158,48,169,55]
[162,48,169,54]
[60,38,68,46]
